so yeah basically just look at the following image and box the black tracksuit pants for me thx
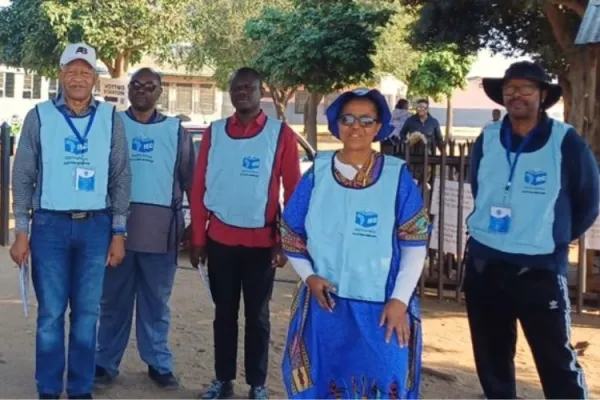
[464,257,588,399]
[206,238,275,386]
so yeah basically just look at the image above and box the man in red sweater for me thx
[190,67,301,399]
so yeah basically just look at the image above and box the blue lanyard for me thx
[503,125,537,192]
[60,107,97,145]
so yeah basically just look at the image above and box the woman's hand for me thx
[379,299,411,347]
[306,275,336,312]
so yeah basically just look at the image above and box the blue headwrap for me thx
[325,88,393,142]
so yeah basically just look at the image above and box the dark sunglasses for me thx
[339,114,378,127]
[129,81,158,93]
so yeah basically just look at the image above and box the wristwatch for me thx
[112,229,127,239]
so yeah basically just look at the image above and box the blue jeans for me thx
[30,211,111,396]
[96,250,178,376]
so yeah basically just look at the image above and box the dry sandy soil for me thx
[0,247,598,399]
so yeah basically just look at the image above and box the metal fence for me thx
[382,139,599,314]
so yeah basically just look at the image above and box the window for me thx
[294,90,309,114]
[157,83,170,112]
[48,78,59,99]
[23,74,42,99]
[0,72,15,98]
[175,83,192,114]
[194,83,215,114]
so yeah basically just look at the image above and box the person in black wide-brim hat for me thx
[482,61,563,110]
[463,60,598,399]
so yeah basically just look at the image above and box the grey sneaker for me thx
[249,385,269,400]
[200,380,234,399]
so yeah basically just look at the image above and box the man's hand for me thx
[379,299,411,347]
[10,232,30,265]
[189,245,207,269]
[106,236,126,268]
[271,244,287,268]
[306,275,336,312]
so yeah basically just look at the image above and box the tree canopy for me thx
[408,46,473,102]
[401,0,599,156]
[245,0,392,94]
[0,0,191,78]
[245,0,392,147]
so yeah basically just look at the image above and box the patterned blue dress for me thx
[281,152,430,399]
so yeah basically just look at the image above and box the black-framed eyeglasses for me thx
[129,81,158,93]
[339,114,378,127]
[502,83,538,96]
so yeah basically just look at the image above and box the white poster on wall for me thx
[99,79,129,111]
[429,177,474,255]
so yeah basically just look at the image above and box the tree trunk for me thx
[267,84,295,123]
[445,95,453,141]
[305,92,323,150]
[564,46,600,159]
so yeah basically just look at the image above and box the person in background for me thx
[280,88,429,399]
[465,61,597,399]
[388,98,411,144]
[9,43,131,400]
[95,68,195,390]
[399,98,444,154]
[189,67,301,400]
[484,108,502,128]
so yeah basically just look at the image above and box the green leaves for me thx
[0,0,192,77]
[245,1,393,94]
[408,46,473,101]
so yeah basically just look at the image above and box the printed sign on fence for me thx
[99,79,129,111]
[429,177,474,255]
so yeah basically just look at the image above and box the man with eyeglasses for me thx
[95,67,195,390]
[10,42,131,400]
[399,98,444,154]
[189,67,301,399]
[465,61,597,399]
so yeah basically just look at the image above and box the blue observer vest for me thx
[467,120,568,255]
[38,100,113,211]
[204,117,282,228]
[120,112,179,207]
[305,151,403,302]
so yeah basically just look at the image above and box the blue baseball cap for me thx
[325,88,393,142]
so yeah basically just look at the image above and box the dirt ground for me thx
[0,247,598,399]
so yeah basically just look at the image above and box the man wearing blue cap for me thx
[280,88,429,399]
[10,42,131,399]
[465,61,597,399]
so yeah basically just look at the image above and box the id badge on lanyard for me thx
[488,126,536,234]
[61,108,97,192]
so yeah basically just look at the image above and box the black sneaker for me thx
[148,365,180,390]
[39,394,60,400]
[249,385,269,400]
[200,380,234,399]
[68,394,93,399]
[94,365,115,389]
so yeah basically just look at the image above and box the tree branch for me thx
[101,57,115,77]
[543,3,574,53]
[551,0,586,17]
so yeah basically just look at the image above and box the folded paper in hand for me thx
[198,261,214,306]
[19,262,30,317]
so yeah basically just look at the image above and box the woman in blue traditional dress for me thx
[280,88,430,399]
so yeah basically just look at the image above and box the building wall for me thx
[0,67,58,124]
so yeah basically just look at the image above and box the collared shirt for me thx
[190,110,301,248]
[399,113,444,151]
[12,96,131,233]
[122,107,196,253]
